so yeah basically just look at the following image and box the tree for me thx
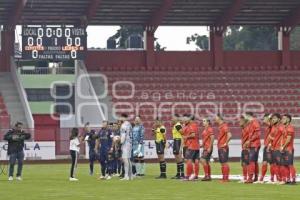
[291,26,300,50]
[187,26,278,51]
[109,25,166,51]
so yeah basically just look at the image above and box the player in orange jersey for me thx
[200,118,214,181]
[239,116,250,183]
[280,114,296,185]
[215,114,232,183]
[182,115,200,181]
[257,113,273,183]
[244,112,261,184]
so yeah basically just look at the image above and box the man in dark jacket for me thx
[4,122,31,181]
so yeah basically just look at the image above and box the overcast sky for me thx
[16,25,209,51]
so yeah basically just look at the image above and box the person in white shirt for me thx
[119,113,133,181]
[69,128,82,181]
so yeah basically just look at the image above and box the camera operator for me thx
[3,122,31,181]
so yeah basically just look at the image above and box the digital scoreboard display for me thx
[22,26,87,60]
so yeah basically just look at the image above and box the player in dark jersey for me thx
[96,120,113,180]
[83,122,98,175]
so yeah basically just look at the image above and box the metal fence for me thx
[19,67,75,75]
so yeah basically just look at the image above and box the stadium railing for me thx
[19,66,75,75]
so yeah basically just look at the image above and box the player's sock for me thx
[285,166,290,182]
[90,163,94,175]
[208,164,211,178]
[221,164,225,180]
[136,162,141,175]
[179,162,184,177]
[270,164,275,181]
[260,163,267,181]
[160,161,167,177]
[194,160,200,177]
[280,166,286,182]
[121,163,125,177]
[247,162,255,181]
[289,165,296,182]
[140,160,145,175]
[132,164,137,175]
[176,162,181,177]
[186,160,193,177]
[254,162,259,181]
[203,164,208,177]
[101,162,107,177]
[117,160,122,174]
[242,165,248,181]
[223,163,230,181]
[274,164,281,182]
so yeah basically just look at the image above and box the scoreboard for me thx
[22,26,87,60]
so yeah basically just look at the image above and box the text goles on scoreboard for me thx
[22,26,87,60]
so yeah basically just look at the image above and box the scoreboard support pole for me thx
[0,29,15,72]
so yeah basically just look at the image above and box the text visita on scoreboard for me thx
[22,26,87,60]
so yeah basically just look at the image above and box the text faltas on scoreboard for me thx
[22,26,87,60]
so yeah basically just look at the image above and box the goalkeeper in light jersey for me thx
[120,113,133,181]
[132,116,145,176]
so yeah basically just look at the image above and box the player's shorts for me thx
[263,147,273,163]
[99,150,109,163]
[108,151,114,161]
[132,143,145,158]
[218,148,229,163]
[272,150,282,165]
[89,149,97,162]
[185,149,200,160]
[241,149,250,165]
[201,149,212,162]
[155,141,166,155]
[280,150,294,166]
[173,139,182,155]
[183,146,188,159]
[249,147,260,162]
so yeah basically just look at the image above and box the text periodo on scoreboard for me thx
[22,26,87,60]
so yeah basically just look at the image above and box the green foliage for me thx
[109,25,144,49]
[109,25,166,51]
[187,26,278,51]
[187,34,209,50]
[291,27,300,50]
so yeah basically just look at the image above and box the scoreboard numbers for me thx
[22,26,87,60]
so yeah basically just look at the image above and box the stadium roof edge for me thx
[0,0,300,27]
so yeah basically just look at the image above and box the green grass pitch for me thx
[0,162,299,200]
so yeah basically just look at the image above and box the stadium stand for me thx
[99,68,300,139]
[0,93,10,129]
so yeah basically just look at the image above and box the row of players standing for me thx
[153,112,296,184]
[69,114,145,181]
[153,113,231,182]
